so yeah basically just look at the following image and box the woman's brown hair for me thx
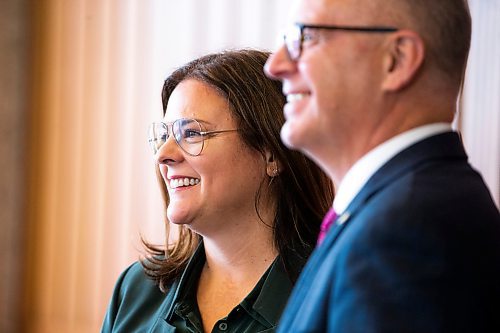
[142,49,334,292]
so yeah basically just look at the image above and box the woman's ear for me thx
[264,150,281,177]
[382,30,425,91]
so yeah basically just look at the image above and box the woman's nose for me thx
[155,134,183,165]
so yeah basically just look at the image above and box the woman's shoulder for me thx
[113,261,166,303]
[102,261,174,332]
[119,261,155,288]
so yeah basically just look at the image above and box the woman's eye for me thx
[184,129,202,138]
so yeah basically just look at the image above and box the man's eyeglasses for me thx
[284,23,399,61]
[148,118,238,156]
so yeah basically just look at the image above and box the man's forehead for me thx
[289,0,382,24]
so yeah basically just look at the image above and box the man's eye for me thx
[303,33,313,41]
[302,29,320,44]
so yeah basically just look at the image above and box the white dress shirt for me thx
[333,123,453,214]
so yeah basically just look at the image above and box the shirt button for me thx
[218,322,228,331]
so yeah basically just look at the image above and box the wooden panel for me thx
[0,0,29,332]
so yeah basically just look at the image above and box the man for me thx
[265,0,500,332]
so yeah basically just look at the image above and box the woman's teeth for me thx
[170,178,200,189]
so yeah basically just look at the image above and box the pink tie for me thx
[317,208,337,245]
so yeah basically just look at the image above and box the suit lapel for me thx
[279,132,468,330]
[330,131,468,237]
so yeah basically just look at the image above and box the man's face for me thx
[265,0,388,169]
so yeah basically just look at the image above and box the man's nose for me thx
[264,44,294,80]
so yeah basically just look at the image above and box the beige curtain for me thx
[21,0,498,332]
[24,0,288,332]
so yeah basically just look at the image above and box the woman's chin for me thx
[167,208,192,225]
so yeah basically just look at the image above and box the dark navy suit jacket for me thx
[277,132,500,333]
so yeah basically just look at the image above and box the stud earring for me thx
[267,165,278,177]
[272,166,280,177]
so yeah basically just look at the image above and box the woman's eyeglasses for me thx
[148,118,238,156]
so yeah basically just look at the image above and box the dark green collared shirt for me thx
[102,243,304,333]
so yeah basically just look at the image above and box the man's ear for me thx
[382,30,425,91]
[264,150,281,177]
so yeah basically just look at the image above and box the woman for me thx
[102,49,334,332]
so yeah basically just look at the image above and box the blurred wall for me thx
[0,0,29,332]
[462,1,500,207]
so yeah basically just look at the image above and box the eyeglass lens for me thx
[148,118,205,156]
[284,25,302,61]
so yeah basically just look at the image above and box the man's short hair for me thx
[394,0,471,85]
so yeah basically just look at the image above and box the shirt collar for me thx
[249,256,295,326]
[165,242,205,330]
[167,241,296,328]
[334,123,452,214]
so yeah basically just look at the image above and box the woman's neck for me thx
[196,217,278,332]
[201,219,277,282]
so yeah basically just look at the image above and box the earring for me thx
[270,165,279,177]
[267,164,279,177]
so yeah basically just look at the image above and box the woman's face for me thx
[156,79,269,235]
